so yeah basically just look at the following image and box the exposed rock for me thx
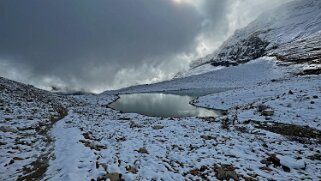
[214,165,239,181]
[136,147,149,154]
[126,165,138,174]
[254,121,321,144]
[83,132,92,139]
[0,126,18,133]
[152,125,164,130]
[259,166,273,173]
[202,117,217,122]
[79,140,107,151]
[282,165,291,172]
[307,154,321,161]
[266,154,281,167]
[261,109,274,116]
[129,121,144,129]
[200,135,216,140]
[99,173,123,181]
[256,104,268,112]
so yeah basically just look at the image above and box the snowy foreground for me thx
[54,59,321,180]
[2,58,320,180]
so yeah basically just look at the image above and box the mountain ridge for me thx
[181,0,321,78]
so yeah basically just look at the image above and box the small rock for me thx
[115,136,126,142]
[282,165,291,172]
[13,157,24,161]
[260,159,269,165]
[83,132,92,139]
[152,125,164,130]
[307,154,321,161]
[190,169,200,176]
[203,117,216,122]
[101,163,108,171]
[259,166,273,172]
[0,126,18,133]
[105,173,122,181]
[0,141,6,145]
[129,121,144,128]
[288,90,294,95]
[79,140,107,151]
[256,104,268,112]
[126,165,138,174]
[200,135,215,140]
[136,147,149,154]
[96,160,99,169]
[261,109,274,117]
[214,165,239,181]
[8,159,14,165]
[267,154,281,167]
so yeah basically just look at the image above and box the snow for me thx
[60,99,321,180]
[197,75,321,129]
[0,77,76,180]
[277,155,306,170]
[174,64,224,79]
[115,57,286,94]
[44,112,97,181]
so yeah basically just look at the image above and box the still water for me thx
[109,93,220,118]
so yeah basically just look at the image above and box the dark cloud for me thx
[0,0,289,92]
[0,0,203,92]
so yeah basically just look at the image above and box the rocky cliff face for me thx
[269,30,321,63]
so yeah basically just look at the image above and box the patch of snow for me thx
[44,112,98,181]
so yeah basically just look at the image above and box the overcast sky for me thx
[0,0,289,93]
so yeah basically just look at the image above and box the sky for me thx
[0,0,290,93]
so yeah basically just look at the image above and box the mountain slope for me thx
[0,77,77,180]
[188,0,321,74]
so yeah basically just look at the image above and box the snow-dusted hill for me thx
[0,77,77,180]
[186,0,321,77]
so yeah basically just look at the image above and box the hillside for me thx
[184,0,321,77]
[0,77,77,180]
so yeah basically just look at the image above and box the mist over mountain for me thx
[0,0,289,93]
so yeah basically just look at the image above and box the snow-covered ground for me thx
[197,75,321,129]
[0,77,76,180]
[116,58,286,94]
[37,58,321,180]
[1,57,320,180]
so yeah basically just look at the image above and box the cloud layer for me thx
[0,0,290,93]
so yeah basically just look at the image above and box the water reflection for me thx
[109,93,220,118]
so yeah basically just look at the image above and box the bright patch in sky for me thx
[171,0,202,7]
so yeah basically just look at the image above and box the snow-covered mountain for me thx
[185,0,321,77]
